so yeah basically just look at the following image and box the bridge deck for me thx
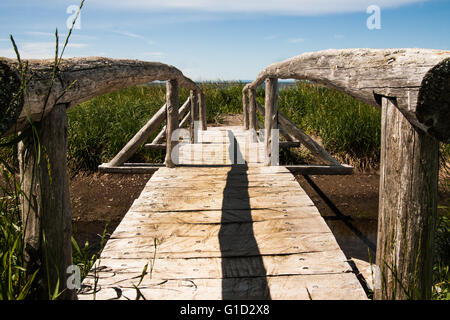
[78,127,367,300]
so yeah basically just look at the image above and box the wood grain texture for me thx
[79,127,366,300]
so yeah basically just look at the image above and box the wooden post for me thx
[264,77,278,166]
[198,91,207,131]
[165,79,179,168]
[375,97,439,300]
[190,90,199,143]
[248,89,257,131]
[243,90,249,130]
[19,103,75,299]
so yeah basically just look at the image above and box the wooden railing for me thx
[0,56,205,298]
[242,48,450,299]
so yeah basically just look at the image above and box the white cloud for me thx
[334,34,345,39]
[288,38,305,43]
[113,31,155,45]
[93,0,426,15]
[0,42,88,59]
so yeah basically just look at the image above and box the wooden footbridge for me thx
[79,126,365,300]
[1,48,449,300]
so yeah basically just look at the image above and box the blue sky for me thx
[0,0,449,80]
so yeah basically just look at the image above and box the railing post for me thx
[243,90,249,130]
[264,77,278,166]
[375,97,439,300]
[198,91,207,131]
[165,79,179,168]
[190,89,199,143]
[18,103,75,299]
[248,88,257,131]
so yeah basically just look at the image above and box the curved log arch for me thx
[0,57,200,136]
[244,48,450,142]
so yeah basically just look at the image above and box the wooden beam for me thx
[98,163,164,174]
[264,77,278,166]
[165,79,179,168]
[248,88,257,131]
[0,57,202,135]
[18,103,75,299]
[106,103,167,167]
[242,90,249,130]
[375,97,439,300]
[285,164,353,175]
[151,97,190,145]
[243,49,450,142]
[198,91,207,131]
[144,143,166,150]
[190,90,199,143]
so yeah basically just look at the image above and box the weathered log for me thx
[106,103,166,167]
[242,90,249,130]
[19,103,75,299]
[264,78,278,166]
[165,80,179,168]
[375,97,439,300]
[151,97,190,144]
[244,49,450,142]
[0,57,201,136]
[255,100,339,166]
[248,88,257,131]
[198,91,207,131]
[190,90,199,143]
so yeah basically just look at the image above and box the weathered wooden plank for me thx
[78,250,351,283]
[79,273,366,300]
[112,216,332,239]
[100,232,341,259]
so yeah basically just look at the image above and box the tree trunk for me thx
[19,103,75,300]
[375,97,439,300]
[165,80,179,168]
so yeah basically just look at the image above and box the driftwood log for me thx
[164,80,179,168]
[0,57,201,136]
[244,49,450,143]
